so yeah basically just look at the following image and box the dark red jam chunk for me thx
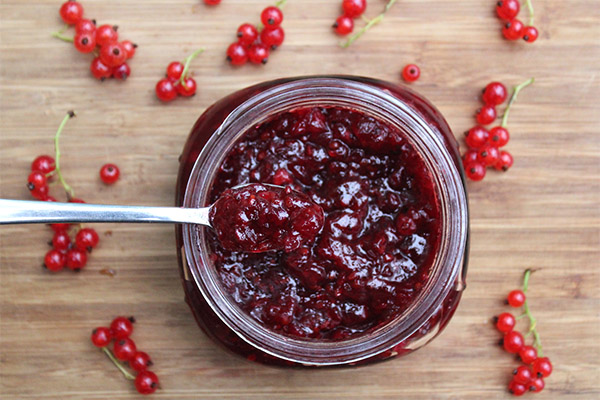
[205,106,441,340]
[210,183,325,253]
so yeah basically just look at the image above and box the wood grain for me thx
[1,0,599,399]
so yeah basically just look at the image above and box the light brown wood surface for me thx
[1,0,599,399]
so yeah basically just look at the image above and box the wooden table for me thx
[1,1,598,398]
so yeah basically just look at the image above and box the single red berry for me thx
[52,230,71,251]
[112,63,131,80]
[90,57,113,81]
[95,24,119,47]
[203,0,221,5]
[177,77,197,97]
[226,42,248,66]
[121,40,137,59]
[27,171,47,191]
[519,345,538,364]
[74,32,96,53]
[59,0,84,25]
[30,184,49,200]
[75,18,96,35]
[402,64,420,83]
[65,249,87,271]
[523,26,539,43]
[156,78,177,102]
[342,0,367,18]
[465,126,490,149]
[130,351,153,373]
[532,357,553,378]
[529,377,545,392]
[488,126,510,147]
[261,6,283,28]
[31,155,55,174]
[99,163,120,184]
[333,15,354,35]
[494,312,516,333]
[496,0,520,21]
[110,316,135,339]
[100,42,127,68]
[477,146,500,167]
[502,19,525,40]
[507,289,526,307]
[495,150,514,171]
[513,366,533,385]
[44,249,66,272]
[166,62,184,80]
[69,198,85,203]
[502,330,525,353]
[248,43,270,64]
[465,162,486,181]
[237,23,259,46]
[113,338,137,361]
[75,228,99,251]
[135,370,159,395]
[508,379,527,396]
[482,82,508,105]
[91,327,112,347]
[260,26,285,50]
[462,150,479,168]
[51,223,70,232]
[476,105,497,125]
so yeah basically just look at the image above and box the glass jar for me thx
[175,76,469,367]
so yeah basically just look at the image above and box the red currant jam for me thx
[209,183,325,253]
[205,106,441,340]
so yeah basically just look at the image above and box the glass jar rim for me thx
[182,76,468,366]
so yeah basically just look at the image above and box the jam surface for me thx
[210,183,325,253]
[205,106,441,340]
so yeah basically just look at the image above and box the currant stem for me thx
[500,77,535,128]
[54,111,76,199]
[520,269,544,356]
[524,0,535,26]
[101,347,136,380]
[178,48,204,89]
[51,31,74,43]
[341,0,399,48]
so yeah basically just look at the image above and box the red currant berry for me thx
[465,126,490,149]
[503,330,525,353]
[333,15,354,35]
[508,379,527,396]
[177,77,197,97]
[52,230,71,251]
[27,171,47,191]
[66,249,87,271]
[494,312,516,333]
[90,57,113,81]
[465,162,486,181]
[74,32,96,53]
[75,228,99,251]
[69,198,85,203]
[44,249,66,272]
[59,0,84,25]
[121,40,137,59]
[91,327,112,347]
[260,26,285,50]
[204,0,221,5]
[495,150,514,171]
[112,63,131,80]
[482,82,508,106]
[226,42,248,66]
[488,126,510,147]
[261,6,283,28]
[529,377,545,392]
[462,149,479,168]
[51,223,70,232]
[507,289,526,307]
[95,24,119,47]
[342,0,367,18]
[130,351,153,373]
[166,62,184,80]
[32,155,55,174]
[402,64,420,83]
[113,338,137,361]
[75,18,96,35]
[110,316,135,339]
[476,105,497,125]
[135,370,159,395]
[532,357,553,378]
[248,43,270,64]
[519,345,538,364]
[477,146,500,167]
[523,26,538,43]
[155,79,177,102]
[502,19,525,40]
[513,366,533,385]
[30,185,50,200]
[237,23,259,46]
[100,42,127,68]
[99,163,120,184]
[496,0,520,21]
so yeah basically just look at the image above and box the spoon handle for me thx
[0,199,211,226]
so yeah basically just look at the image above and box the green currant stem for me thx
[520,269,544,357]
[257,0,288,30]
[51,31,74,43]
[101,347,136,380]
[524,0,535,26]
[500,77,535,128]
[178,48,204,90]
[54,111,76,199]
[341,0,399,48]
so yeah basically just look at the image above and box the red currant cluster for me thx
[333,0,367,36]
[91,317,159,395]
[155,49,204,102]
[55,1,136,80]
[226,3,286,66]
[496,0,538,43]
[463,78,534,181]
[494,270,552,396]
